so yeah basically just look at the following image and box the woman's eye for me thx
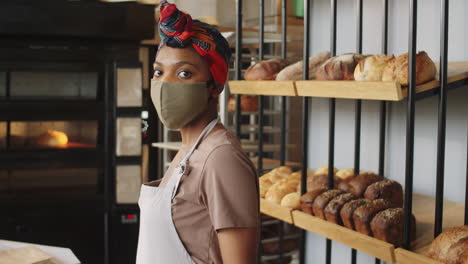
[177,71,192,79]
[154,70,163,77]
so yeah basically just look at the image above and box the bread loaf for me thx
[364,180,404,207]
[324,193,355,225]
[382,51,436,86]
[244,59,290,80]
[308,174,342,192]
[276,51,331,80]
[227,95,258,112]
[348,172,384,198]
[312,189,345,219]
[370,208,416,247]
[316,54,366,80]
[337,176,355,193]
[353,199,392,236]
[428,226,468,264]
[281,192,301,209]
[341,199,371,230]
[354,54,395,81]
[300,188,327,215]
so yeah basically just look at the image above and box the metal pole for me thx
[257,1,264,263]
[403,0,417,250]
[434,0,449,238]
[280,0,288,166]
[235,0,243,138]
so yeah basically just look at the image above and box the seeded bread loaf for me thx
[353,199,392,236]
[348,172,384,198]
[300,188,327,215]
[312,189,345,219]
[324,193,355,225]
[428,226,468,264]
[364,180,404,207]
[370,208,416,247]
[340,198,372,230]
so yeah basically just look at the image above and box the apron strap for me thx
[166,116,220,200]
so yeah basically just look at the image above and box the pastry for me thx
[316,53,366,80]
[281,192,301,209]
[354,54,395,81]
[276,51,331,80]
[364,180,404,207]
[227,95,259,112]
[340,198,372,230]
[370,208,416,247]
[336,168,355,180]
[347,172,384,198]
[300,188,327,215]
[428,226,468,264]
[382,51,436,86]
[314,165,337,176]
[272,166,293,178]
[353,199,392,236]
[312,189,345,219]
[244,58,290,80]
[324,193,355,225]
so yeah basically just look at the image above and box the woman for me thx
[136,1,260,264]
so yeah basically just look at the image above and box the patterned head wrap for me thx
[158,0,231,86]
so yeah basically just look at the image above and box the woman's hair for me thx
[158,0,231,91]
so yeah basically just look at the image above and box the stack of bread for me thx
[300,170,415,247]
[260,166,302,209]
[428,226,468,264]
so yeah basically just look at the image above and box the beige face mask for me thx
[151,80,209,129]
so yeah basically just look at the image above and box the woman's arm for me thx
[217,227,258,264]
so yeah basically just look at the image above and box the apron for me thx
[136,117,220,264]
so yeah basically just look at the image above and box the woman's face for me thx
[153,45,212,84]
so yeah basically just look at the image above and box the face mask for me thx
[151,80,209,129]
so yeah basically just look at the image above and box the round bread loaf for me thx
[446,237,468,264]
[300,188,327,215]
[354,54,395,81]
[314,165,338,176]
[316,53,366,80]
[324,193,355,225]
[312,189,345,219]
[353,199,392,236]
[428,226,468,264]
[364,180,403,207]
[340,198,371,230]
[244,58,290,80]
[382,51,436,86]
[348,172,384,198]
[281,192,301,209]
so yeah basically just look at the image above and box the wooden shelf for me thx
[151,141,295,152]
[292,210,396,262]
[394,193,465,264]
[260,198,294,224]
[229,81,297,96]
[228,62,468,101]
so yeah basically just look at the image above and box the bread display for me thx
[428,226,468,264]
[353,199,392,236]
[370,208,416,247]
[335,168,355,180]
[281,192,301,209]
[244,58,290,80]
[364,180,403,207]
[227,95,258,112]
[312,189,345,219]
[276,51,331,81]
[340,198,372,230]
[324,193,355,225]
[263,166,299,204]
[347,172,384,198]
[314,165,338,176]
[316,53,366,80]
[354,54,395,81]
[382,51,436,86]
[300,188,327,215]
[259,176,273,198]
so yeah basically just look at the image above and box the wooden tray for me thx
[395,248,443,264]
[260,198,294,224]
[292,210,396,262]
[229,80,297,96]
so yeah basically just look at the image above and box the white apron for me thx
[136,117,220,264]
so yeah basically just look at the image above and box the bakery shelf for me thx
[260,198,294,224]
[292,210,396,263]
[229,80,297,96]
[151,141,295,153]
[250,157,301,171]
[395,193,465,264]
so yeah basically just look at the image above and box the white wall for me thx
[305,0,468,263]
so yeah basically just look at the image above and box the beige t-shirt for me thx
[154,127,259,264]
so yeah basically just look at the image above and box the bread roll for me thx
[259,177,273,198]
[382,51,436,86]
[308,174,342,191]
[244,59,290,80]
[300,188,327,215]
[341,199,372,230]
[281,192,301,209]
[265,188,289,204]
[312,189,345,219]
[336,168,355,180]
[364,180,404,207]
[36,130,68,148]
[353,199,392,236]
[227,95,259,112]
[348,172,384,198]
[370,208,416,247]
[337,176,355,193]
[276,51,331,80]
[354,54,395,81]
[316,53,366,80]
[324,193,355,225]
[273,166,293,178]
[428,226,468,264]
[314,165,338,176]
